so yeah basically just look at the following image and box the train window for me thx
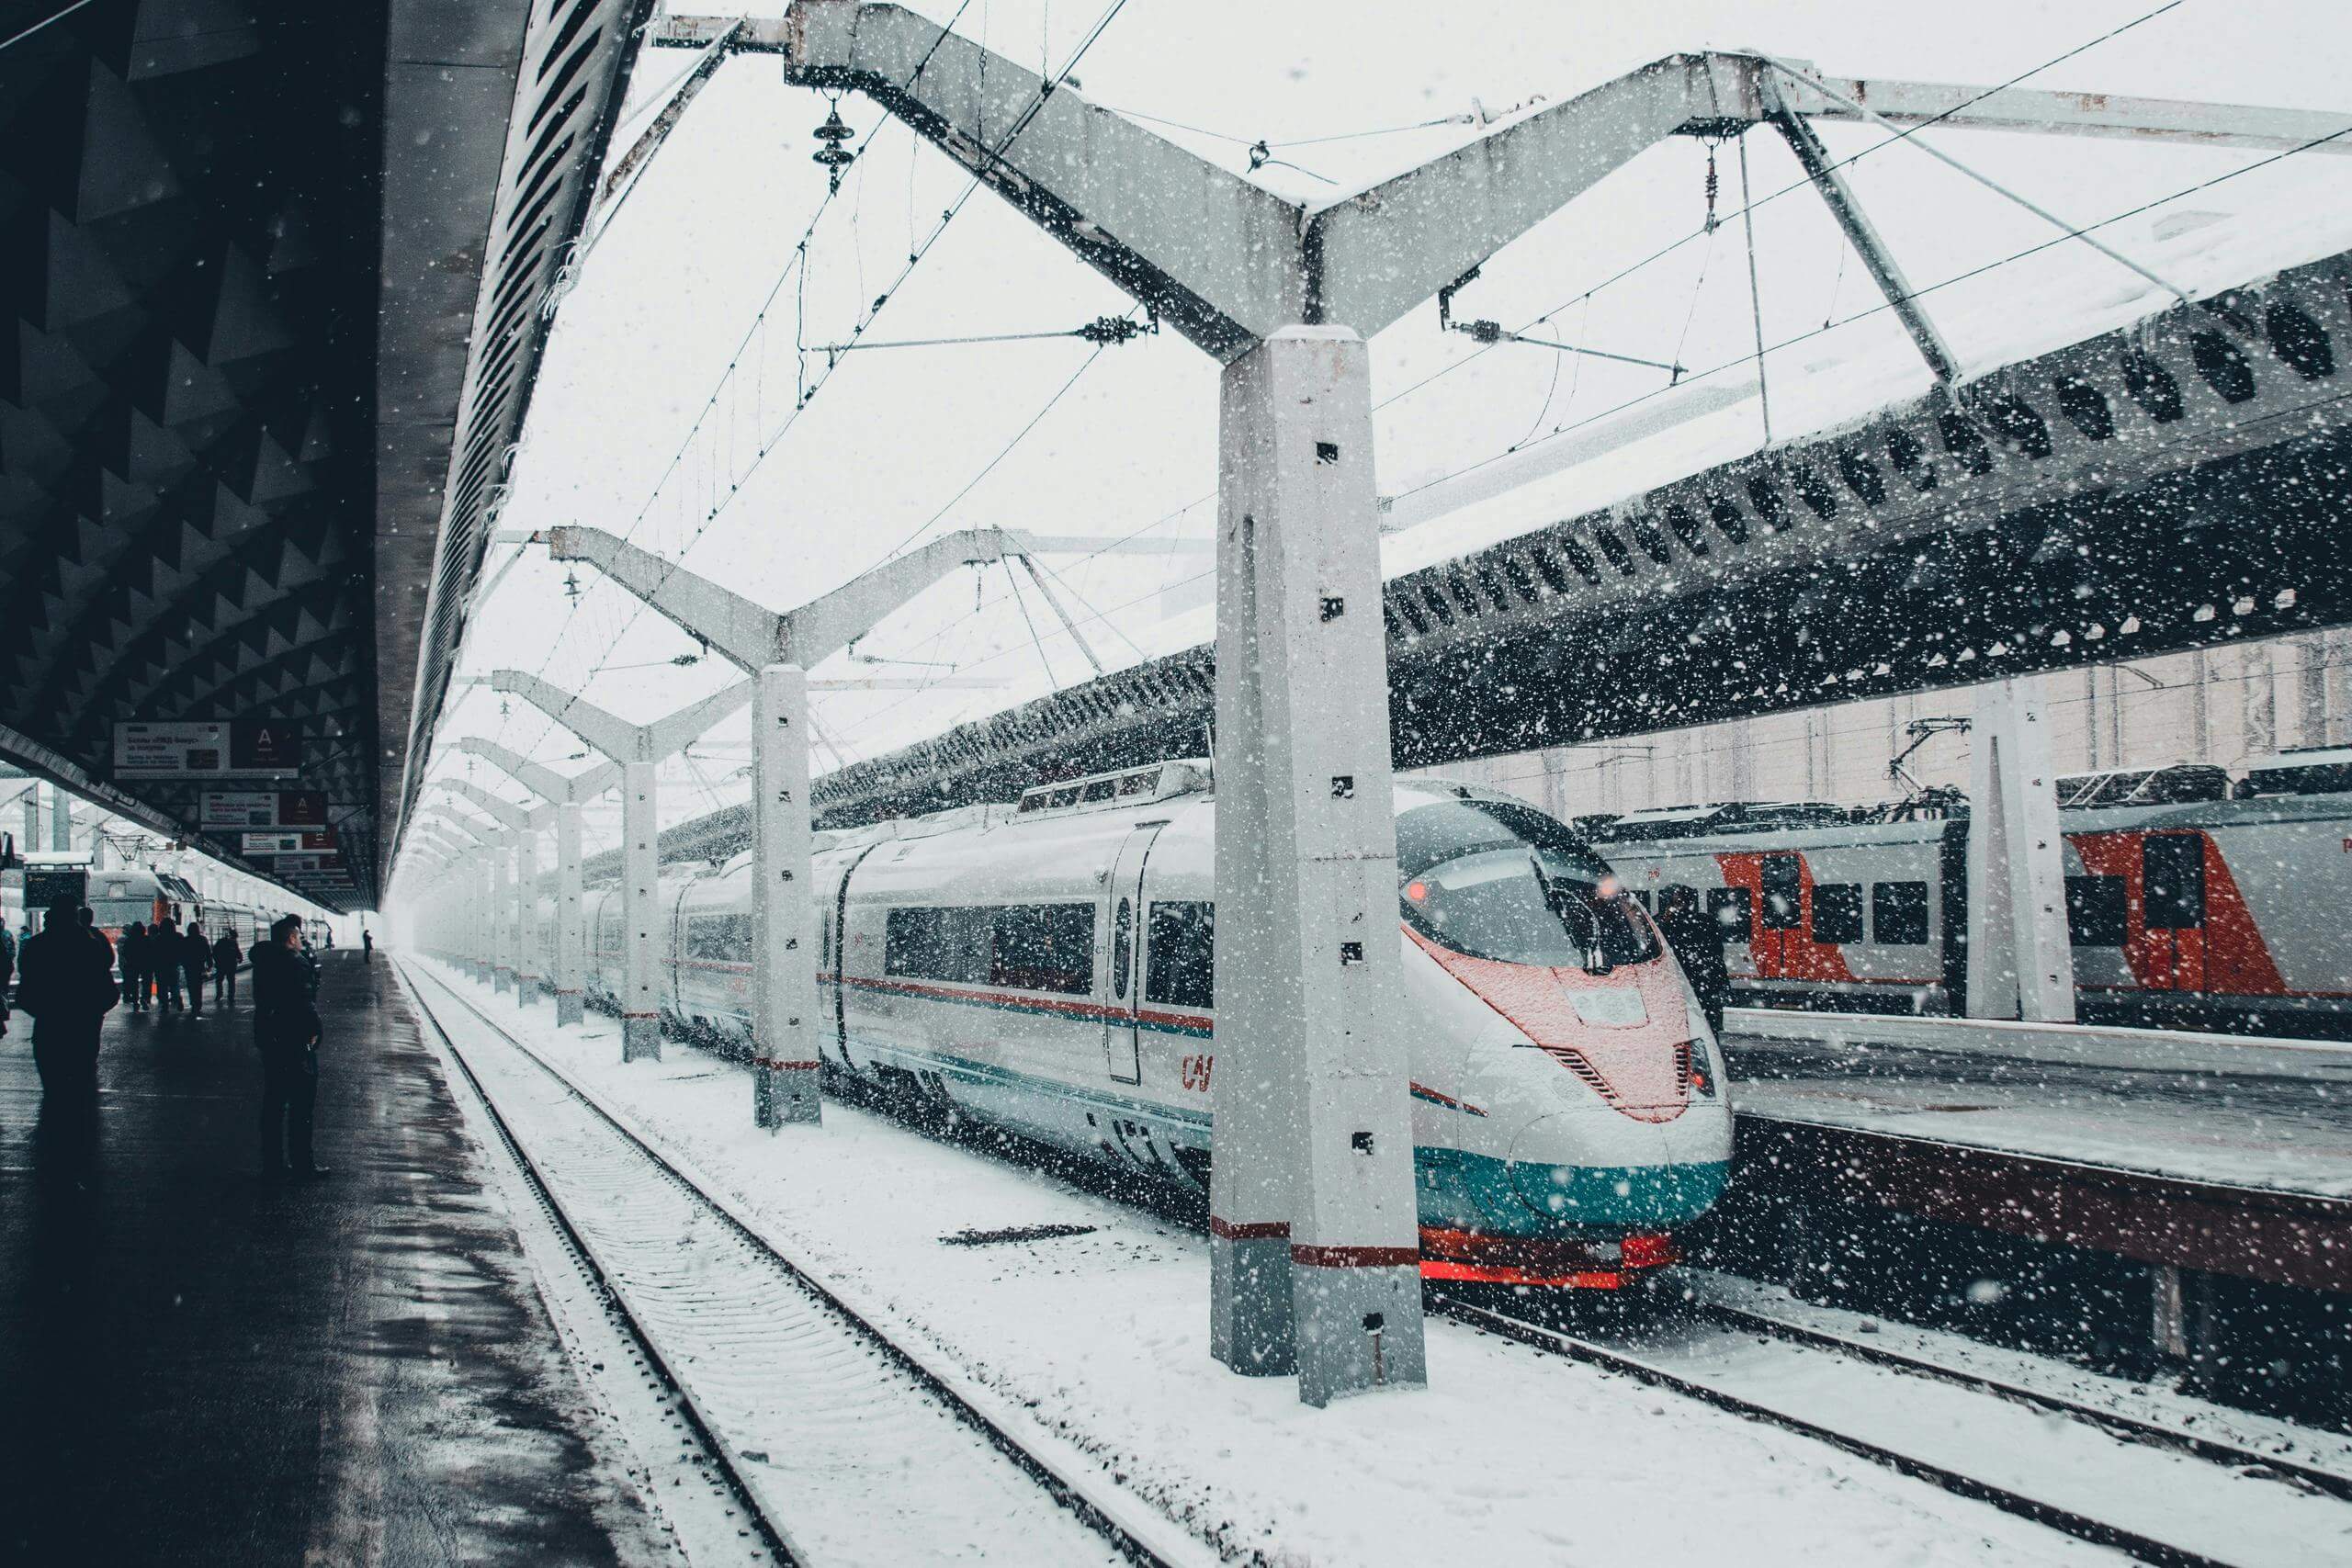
[989,904,1096,994]
[2065,875,2129,946]
[1113,898,1133,1000]
[684,913,750,961]
[1706,887,1751,943]
[2143,835,2206,930]
[1810,884,1864,945]
[1081,778,1118,803]
[1871,881,1930,945]
[1395,798,1657,969]
[885,906,991,985]
[1145,901,1215,1010]
[1758,856,1804,930]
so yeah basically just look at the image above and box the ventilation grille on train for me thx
[1538,1041,1692,1120]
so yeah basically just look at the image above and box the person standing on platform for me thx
[119,920,150,1012]
[211,927,242,1008]
[13,899,119,1117]
[181,921,211,1018]
[0,918,14,1040]
[150,914,183,1013]
[1656,884,1732,1040]
[361,929,373,963]
[252,914,325,1179]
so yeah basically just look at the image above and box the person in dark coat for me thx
[211,928,243,1007]
[1656,884,1732,1038]
[0,918,14,1041]
[150,915,183,1013]
[119,920,150,1011]
[252,914,326,1179]
[181,921,211,1017]
[13,899,119,1117]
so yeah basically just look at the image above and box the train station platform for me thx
[1722,1013,2352,1200]
[0,951,661,1566]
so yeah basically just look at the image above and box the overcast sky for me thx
[417,0,2352,869]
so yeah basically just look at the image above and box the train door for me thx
[1102,822,1168,1085]
[2142,832,2207,990]
[831,844,886,1068]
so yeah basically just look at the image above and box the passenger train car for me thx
[579,761,1734,1288]
[1594,750,2352,1036]
[85,867,278,956]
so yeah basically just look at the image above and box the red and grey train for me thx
[1590,748,2352,1037]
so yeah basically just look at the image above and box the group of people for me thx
[113,918,242,1015]
[2,903,329,1178]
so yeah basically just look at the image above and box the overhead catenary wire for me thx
[481,0,986,761]
[548,0,1136,729]
[1390,110,2352,507]
[1374,0,2197,420]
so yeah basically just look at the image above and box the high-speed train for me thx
[1592,748,2352,1037]
[578,761,1733,1288]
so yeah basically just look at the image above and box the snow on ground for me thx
[422,964,2121,1568]
[1728,1036,2352,1198]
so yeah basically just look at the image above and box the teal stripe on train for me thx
[853,1036,1727,1237]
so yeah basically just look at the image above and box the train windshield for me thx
[1396,798,1657,971]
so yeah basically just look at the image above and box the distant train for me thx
[1589,747,2352,1037]
[83,866,282,956]
[569,762,1734,1289]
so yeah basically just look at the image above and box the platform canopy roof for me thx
[0,0,649,908]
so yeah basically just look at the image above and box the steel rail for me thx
[1686,1296,2352,1502]
[399,958,1193,1568]
[399,959,803,1567]
[1433,1294,2239,1568]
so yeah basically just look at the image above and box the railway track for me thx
[1683,1285,2352,1502]
[399,959,1205,1568]
[1434,1291,2351,1568]
[413,957,2350,1568]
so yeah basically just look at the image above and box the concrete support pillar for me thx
[515,826,540,1008]
[20,787,37,859]
[622,760,661,1061]
[50,785,70,852]
[1965,677,2076,1022]
[473,853,492,984]
[555,802,584,1027]
[752,664,821,1126]
[1207,326,1426,1406]
[490,834,514,994]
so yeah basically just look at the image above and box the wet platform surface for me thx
[0,951,662,1566]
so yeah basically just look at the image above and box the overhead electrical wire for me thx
[538,0,1136,748]
[1374,0,2196,418]
[1391,110,2352,508]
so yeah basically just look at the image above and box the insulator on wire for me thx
[812,104,856,194]
[1073,315,1147,345]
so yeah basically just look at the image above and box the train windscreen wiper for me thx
[1527,852,1611,975]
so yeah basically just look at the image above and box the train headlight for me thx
[1686,1040,1717,1098]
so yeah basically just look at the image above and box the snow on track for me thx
[402,963,1145,1568]
[407,960,2144,1568]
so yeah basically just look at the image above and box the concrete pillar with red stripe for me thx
[620,760,661,1062]
[1209,325,1427,1406]
[752,663,820,1126]
[555,801,585,1028]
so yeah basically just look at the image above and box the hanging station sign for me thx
[242,830,338,856]
[200,790,330,829]
[113,721,302,779]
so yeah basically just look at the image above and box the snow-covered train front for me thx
[580,761,1733,1288]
